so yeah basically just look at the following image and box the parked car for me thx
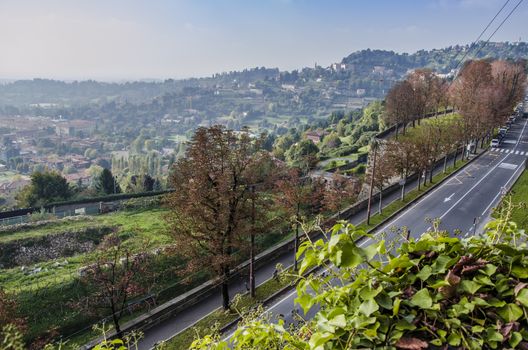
[491,139,500,148]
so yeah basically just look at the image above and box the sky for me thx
[0,0,527,81]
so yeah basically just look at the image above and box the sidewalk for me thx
[136,151,475,349]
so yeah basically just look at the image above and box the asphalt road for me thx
[221,117,528,344]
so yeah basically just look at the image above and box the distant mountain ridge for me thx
[0,41,526,109]
[340,41,528,76]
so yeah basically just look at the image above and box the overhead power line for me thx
[451,0,512,72]
[471,0,525,59]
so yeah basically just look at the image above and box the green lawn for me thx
[398,113,462,140]
[503,170,528,231]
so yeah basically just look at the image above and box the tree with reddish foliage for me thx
[366,142,396,215]
[164,126,270,310]
[74,238,151,337]
[385,138,418,200]
[274,167,318,271]
[450,59,526,149]
[385,80,416,135]
[321,172,360,217]
[449,60,494,144]
[407,68,444,121]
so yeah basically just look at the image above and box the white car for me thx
[491,139,500,148]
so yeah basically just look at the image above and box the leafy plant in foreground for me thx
[189,200,528,349]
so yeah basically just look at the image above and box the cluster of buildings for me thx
[0,116,102,203]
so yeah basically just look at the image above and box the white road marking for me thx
[480,162,526,217]
[515,150,520,155]
[503,140,517,144]
[443,193,455,202]
[439,119,527,221]
[499,162,518,170]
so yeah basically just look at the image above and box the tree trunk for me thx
[395,124,399,139]
[443,154,448,174]
[293,219,299,271]
[401,180,406,201]
[378,190,383,214]
[366,145,377,225]
[429,161,434,183]
[221,268,230,310]
[112,311,122,338]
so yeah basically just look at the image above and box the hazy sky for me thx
[0,0,527,80]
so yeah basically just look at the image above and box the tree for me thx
[142,174,155,192]
[449,60,494,144]
[95,168,121,195]
[15,171,71,207]
[75,237,151,337]
[321,132,342,150]
[274,167,317,271]
[384,80,415,135]
[285,139,319,171]
[321,172,360,217]
[407,68,443,121]
[366,143,395,214]
[385,138,418,200]
[165,126,268,310]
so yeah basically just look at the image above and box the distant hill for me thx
[0,41,527,142]
[1,41,526,109]
[340,41,528,77]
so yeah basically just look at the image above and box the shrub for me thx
[191,208,528,350]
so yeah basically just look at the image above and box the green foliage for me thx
[15,170,72,207]
[192,207,528,349]
[95,169,121,195]
[0,324,25,350]
[502,170,528,231]
[285,139,319,170]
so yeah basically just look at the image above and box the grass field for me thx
[503,169,528,230]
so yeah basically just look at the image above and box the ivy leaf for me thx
[309,332,334,349]
[416,265,432,281]
[516,289,528,307]
[328,314,347,329]
[359,298,379,317]
[295,292,315,314]
[485,328,504,343]
[509,332,523,348]
[432,255,453,274]
[511,265,528,278]
[339,243,363,268]
[497,303,523,322]
[448,332,461,346]
[393,297,401,316]
[410,289,433,309]
[459,280,482,294]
